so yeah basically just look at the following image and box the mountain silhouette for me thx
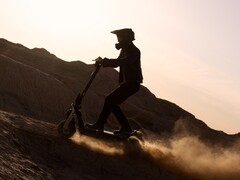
[0,38,239,179]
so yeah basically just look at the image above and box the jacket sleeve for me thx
[102,48,140,68]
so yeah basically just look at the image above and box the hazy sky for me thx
[1,0,239,134]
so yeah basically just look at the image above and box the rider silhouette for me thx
[86,28,143,136]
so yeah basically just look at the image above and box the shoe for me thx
[113,128,134,137]
[85,123,104,132]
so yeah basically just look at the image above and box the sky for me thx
[1,0,239,134]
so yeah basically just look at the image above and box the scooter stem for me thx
[75,65,101,106]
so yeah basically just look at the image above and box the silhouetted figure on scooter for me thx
[86,28,143,136]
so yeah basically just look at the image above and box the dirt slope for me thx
[1,110,240,179]
[0,110,189,179]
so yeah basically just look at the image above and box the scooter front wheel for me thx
[57,119,76,139]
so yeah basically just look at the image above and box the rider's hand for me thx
[95,56,102,61]
[101,58,109,65]
[95,61,101,67]
[94,56,103,67]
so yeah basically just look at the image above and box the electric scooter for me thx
[57,57,143,141]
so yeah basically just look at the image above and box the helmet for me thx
[111,28,135,41]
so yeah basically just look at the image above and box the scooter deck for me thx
[80,128,137,141]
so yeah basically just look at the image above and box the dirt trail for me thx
[1,110,240,179]
[0,111,186,179]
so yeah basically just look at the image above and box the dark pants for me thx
[97,82,140,130]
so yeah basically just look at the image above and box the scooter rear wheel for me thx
[57,119,76,139]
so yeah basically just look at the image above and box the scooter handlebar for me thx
[93,56,103,67]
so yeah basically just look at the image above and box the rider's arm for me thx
[102,49,140,68]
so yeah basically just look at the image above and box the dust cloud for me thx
[71,131,240,179]
[143,136,240,179]
[71,132,125,155]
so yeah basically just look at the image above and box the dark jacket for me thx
[102,43,143,84]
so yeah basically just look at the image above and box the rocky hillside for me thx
[0,38,193,132]
[1,39,239,138]
[0,38,240,179]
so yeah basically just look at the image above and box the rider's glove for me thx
[94,57,109,67]
[95,60,101,67]
[101,58,110,66]
[94,57,103,67]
